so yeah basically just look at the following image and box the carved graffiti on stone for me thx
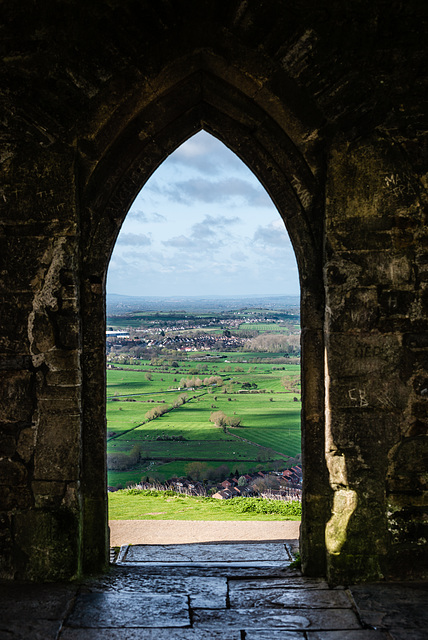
[290,176,312,209]
[384,173,415,197]
[354,345,384,358]
[348,388,368,407]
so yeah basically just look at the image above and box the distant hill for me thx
[107,293,300,315]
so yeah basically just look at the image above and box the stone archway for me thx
[2,1,425,584]
[79,70,329,577]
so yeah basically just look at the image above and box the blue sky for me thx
[107,131,299,297]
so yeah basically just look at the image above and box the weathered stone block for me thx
[81,495,109,575]
[45,368,82,386]
[67,592,190,628]
[38,384,81,404]
[0,433,16,457]
[386,436,428,494]
[0,582,77,621]
[403,333,428,349]
[34,413,80,481]
[193,607,361,630]
[55,312,81,349]
[228,586,351,609]
[32,480,66,509]
[0,370,34,423]
[29,309,57,354]
[0,485,32,510]
[350,583,428,630]
[325,287,379,332]
[42,348,80,372]
[327,372,408,413]
[325,333,402,379]
[327,251,414,289]
[0,299,33,353]
[13,508,80,581]
[16,426,36,462]
[0,458,27,486]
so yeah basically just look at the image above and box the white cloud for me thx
[164,235,198,249]
[116,233,152,246]
[108,132,299,296]
[252,219,290,247]
[230,251,249,262]
[191,214,240,239]
[162,215,240,252]
[130,210,166,223]
[151,177,271,208]
[164,131,247,176]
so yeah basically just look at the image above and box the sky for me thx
[107,131,299,297]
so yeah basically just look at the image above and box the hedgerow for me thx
[225,497,301,516]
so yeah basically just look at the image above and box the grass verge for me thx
[109,489,301,521]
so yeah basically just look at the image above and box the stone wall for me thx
[325,133,427,582]
[0,0,426,582]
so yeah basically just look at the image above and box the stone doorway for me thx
[2,3,426,584]
[80,71,328,578]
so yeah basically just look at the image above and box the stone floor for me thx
[0,541,427,639]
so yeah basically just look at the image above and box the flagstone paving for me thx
[0,541,426,639]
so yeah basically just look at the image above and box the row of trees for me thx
[246,333,300,355]
[183,461,232,482]
[144,404,170,421]
[108,444,141,471]
[144,393,189,421]
[178,375,223,389]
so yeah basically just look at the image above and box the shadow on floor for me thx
[0,541,427,639]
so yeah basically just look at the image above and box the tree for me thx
[208,463,230,482]
[145,372,152,381]
[241,381,257,390]
[209,410,242,429]
[129,444,141,464]
[228,416,242,428]
[185,461,209,481]
[209,410,227,428]
[145,404,170,421]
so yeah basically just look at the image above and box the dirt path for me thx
[109,519,300,547]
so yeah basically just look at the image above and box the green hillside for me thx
[106,356,301,487]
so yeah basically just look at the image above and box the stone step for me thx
[114,541,293,568]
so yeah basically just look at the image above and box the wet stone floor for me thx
[0,541,427,639]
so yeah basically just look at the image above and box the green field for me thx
[238,323,289,333]
[109,490,302,521]
[106,356,301,487]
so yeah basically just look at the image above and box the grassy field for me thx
[106,355,301,487]
[109,490,302,521]
[237,322,289,333]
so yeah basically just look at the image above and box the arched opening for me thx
[80,71,329,576]
[105,129,301,500]
[2,0,425,588]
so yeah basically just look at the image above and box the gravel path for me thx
[109,519,300,547]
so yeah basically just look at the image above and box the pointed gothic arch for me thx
[79,70,329,576]
[2,1,425,585]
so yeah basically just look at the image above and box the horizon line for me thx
[107,292,300,299]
